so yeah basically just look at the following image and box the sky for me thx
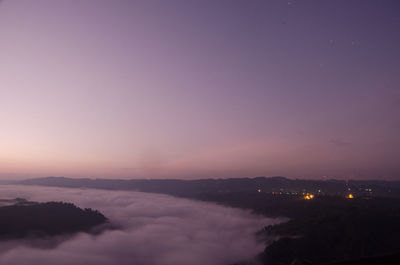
[0,0,399,180]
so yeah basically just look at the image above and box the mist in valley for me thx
[0,185,282,265]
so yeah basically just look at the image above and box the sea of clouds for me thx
[0,185,281,265]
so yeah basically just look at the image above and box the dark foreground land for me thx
[18,176,400,264]
[182,191,400,265]
[0,199,107,240]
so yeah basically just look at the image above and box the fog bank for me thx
[0,185,281,265]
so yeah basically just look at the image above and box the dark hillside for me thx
[0,201,107,239]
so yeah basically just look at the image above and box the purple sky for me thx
[0,0,399,180]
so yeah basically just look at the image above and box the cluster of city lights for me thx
[303,193,315,200]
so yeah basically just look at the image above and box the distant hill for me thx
[19,176,400,198]
[0,199,108,240]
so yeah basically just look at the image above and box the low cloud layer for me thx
[0,185,281,265]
